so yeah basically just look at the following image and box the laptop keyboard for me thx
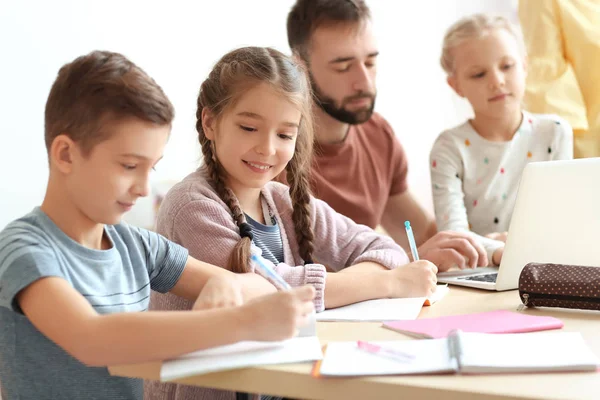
[457,273,498,283]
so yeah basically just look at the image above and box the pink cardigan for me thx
[144,169,409,400]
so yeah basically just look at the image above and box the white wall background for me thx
[0,0,518,229]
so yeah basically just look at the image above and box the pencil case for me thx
[518,262,600,311]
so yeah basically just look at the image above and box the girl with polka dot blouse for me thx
[430,14,573,267]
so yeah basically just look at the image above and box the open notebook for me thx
[315,331,599,377]
[161,313,320,381]
[315,285,449,322]
[161,336,323,381]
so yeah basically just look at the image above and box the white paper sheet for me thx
[459,331,600,373]
[160,336,323,381]
[424,284,450,306]
[297,310,317,337]
[315,297,426,322]
[319,339,456,376]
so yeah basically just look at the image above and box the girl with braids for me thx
[145,47,437,400]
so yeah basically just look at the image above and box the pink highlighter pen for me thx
[356,340,416,363]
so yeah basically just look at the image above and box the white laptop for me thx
[437,158,600,291]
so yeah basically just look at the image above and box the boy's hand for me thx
[241,286,316,341]
[193,275,244,310]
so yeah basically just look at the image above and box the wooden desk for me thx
[109,287,600,399]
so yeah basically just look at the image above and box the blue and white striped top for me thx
[245,213,284,265]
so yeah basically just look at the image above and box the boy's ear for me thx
[202,108,217,141]
[447,75,464,98]
[49,134,77,174]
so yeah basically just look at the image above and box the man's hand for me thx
[418,231,488,272]
[485,231,508,242]
[492,247,504,266]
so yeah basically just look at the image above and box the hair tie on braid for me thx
[239,222,254,240]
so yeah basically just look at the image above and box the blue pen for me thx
[250,254,292,290]
[404,221,420,261]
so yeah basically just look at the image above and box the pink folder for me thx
[383,310,564,339]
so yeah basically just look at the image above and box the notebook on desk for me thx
[437,159,600,291]
[315,331,599,377]
[315,285,449,322]
[160,336,323,381]
[382,310,564,339]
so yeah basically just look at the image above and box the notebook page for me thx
[161,336,323,381]
[297,311,317,337]
[459,332,600,373]
[318,339,457,376]
[424,285,450,306]
[315,297,425,322]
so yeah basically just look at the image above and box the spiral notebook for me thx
[315,331,599,377]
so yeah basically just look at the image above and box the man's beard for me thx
[309,72,376,125]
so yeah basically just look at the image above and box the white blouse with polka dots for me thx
[429,110,573,263]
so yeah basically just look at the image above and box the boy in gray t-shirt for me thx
[0,208,189,399]
[0,50,315,400]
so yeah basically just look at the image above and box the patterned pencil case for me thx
[518,262,600,311]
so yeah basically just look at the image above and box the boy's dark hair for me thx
[287,0,371,60]
[44,50,174,155]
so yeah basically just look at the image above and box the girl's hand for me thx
[485,231,508,242]
[241,286,316,341]
[385,260,438,298]
[192,275,244,310]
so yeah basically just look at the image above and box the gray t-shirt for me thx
[0,207,188,400]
